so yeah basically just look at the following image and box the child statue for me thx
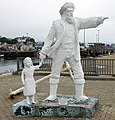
[21,57,40,104]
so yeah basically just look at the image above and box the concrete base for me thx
[12,95,99,118]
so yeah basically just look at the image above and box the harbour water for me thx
[0,59,17,74]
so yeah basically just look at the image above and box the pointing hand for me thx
[101,17,109,20]
[103,17,109,20]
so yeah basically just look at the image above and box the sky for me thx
[0,0,115,44]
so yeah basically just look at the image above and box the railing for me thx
[17,57,115,76]
[81,58,115,75]
[17,57,52,71]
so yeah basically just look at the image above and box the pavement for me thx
[0,73,115,120]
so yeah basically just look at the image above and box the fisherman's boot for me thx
[26,96,31,105]
[32,95,36,104]
[45,83,58,101]
[74,79,88,102]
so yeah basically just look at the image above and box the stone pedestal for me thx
[12,95,99,118]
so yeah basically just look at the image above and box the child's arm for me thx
[21,70,25,85]
[33,60,43,70]
[33,65,40,70]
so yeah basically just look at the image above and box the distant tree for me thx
[0,37,18,44]
[0,36,35,45]
[26,37,35,43]
[8,39,18,44]
[0,37,9,43]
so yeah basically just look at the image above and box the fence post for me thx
[17,57,19,71]
[112,59,115,76]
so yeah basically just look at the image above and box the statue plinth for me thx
[12,95,99,118]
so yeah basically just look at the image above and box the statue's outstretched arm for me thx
[78,16,109,30]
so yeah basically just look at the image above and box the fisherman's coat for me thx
[41,17,103,60]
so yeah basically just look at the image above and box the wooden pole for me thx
[9,62,74,99]
[61,62,74,80]
[9,74,50,99]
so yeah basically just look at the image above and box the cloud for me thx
[0,0,114,43]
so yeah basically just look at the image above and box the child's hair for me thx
[23,57,33,66]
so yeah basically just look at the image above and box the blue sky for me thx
[0,0,115,44]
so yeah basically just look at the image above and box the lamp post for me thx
[96,34,98,43]
[84,29,86,46]
[97,30,100,43]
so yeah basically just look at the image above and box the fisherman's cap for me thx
[59,2,75,15]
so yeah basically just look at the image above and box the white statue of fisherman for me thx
[40,2,108,101]
[21,57,40,104]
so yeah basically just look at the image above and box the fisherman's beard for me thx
[65,16,74,24]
